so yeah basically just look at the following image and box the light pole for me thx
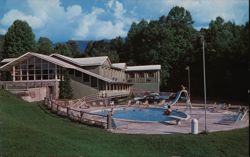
[201,35,207,133]
[185,66,191,98]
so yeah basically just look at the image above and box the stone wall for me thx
[9,87,48,102]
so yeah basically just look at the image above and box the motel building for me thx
[0,52,161,102]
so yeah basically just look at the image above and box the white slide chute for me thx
[164,90,192,113]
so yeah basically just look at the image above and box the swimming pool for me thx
[94,107,189,122]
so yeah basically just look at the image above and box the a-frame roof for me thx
[0,52,116,83]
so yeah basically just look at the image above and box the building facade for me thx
[0,52,161,102]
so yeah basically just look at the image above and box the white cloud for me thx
[114,1,126,19]
[107,0,115,8]
[175,0,247,26]
[1,9,44,29]
[136,0,249,27]
[74,1,136,40]
[0,0,85,41]
[0,0,136,41]
[168,0,249,25]
[66,5,82,20]
[75,8,105,38]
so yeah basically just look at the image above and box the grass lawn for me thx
[0,89,249,157]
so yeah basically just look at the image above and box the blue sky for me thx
[0,0,249,42]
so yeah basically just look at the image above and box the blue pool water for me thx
[95,108,187,122]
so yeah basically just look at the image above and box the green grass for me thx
[0,89,249,157]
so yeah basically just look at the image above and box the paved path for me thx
[109,105,249,134]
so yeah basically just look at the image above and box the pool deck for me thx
[107,104,249,134]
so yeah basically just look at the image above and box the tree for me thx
[37,37,53,55]
[84,40,120,62]
[3,20,37,58]
[66,40,81,57]
[54,43,71,57]
[166,6,194,27]
[59,70,73,99]
[0,35,4,61]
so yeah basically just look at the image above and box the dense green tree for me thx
[54,43,72,57]
[66,40,81,57]
[0,35,4,61]
[84,40,120,62]
[3,20,37,58]
[59,70,73,99]
[124,6,196,91]
[37,37,53,54]
[83,6,248,102]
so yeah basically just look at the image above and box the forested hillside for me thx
[0,6,248,102]
[83,6,249,102]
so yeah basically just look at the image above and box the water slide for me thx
[164,90,191,108]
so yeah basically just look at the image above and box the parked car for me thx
[132,92,168,104]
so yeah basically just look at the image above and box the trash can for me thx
[191,118,198,134]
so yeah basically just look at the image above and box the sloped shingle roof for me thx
[126,65,161,71]
[1,58,16,63]
[50,53,109,66]
[112,63,126,70]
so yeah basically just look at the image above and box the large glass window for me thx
[14,56,57,81]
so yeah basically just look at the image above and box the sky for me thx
[0,0,249,42]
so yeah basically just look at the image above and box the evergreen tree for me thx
[0,35,4,61]
[54,43,72,57]
[84,40,120,62]
[66,40,81,57]
[59,70,73,99]
[3,20,37,58]
[37,37,53,55]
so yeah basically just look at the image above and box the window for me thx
[83,73,89,82]
[129,73,135,78]
[75,71,81,77]
[36,75,41,80]
[49,69,55,74]
[13,57,58,81]
[35,57,41,64]
[29,75,34,80]
[29,70,34,75]
[22,76,27,80]
[139,73,144,78]
[42,69,48,75]
[49,75,55,79]
[69,69,74,75]
[148,72,154,77]
[15,76,20,80]
[43,75,48,80]
[91,77,97,87]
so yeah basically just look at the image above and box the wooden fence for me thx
[44,97,109,129]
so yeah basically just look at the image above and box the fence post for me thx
[66,107,69,116]
[107,111,112,129]
[80,111,84,119]
[44,97,47,106]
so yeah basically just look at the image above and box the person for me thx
[164,105,172,115]
[240,106,246,113]
[110,108,114,115]
[181,84,186,90]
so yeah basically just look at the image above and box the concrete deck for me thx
[107,104,249,134]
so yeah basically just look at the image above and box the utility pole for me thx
[201,35,207,133]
